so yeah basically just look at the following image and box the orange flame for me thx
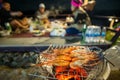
[55,66,88,80]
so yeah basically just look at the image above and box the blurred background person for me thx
[0,0,2,9]
[71,0,95,25]
[0,2,29,33]
[0,0,3,30]
[35,3,50,29]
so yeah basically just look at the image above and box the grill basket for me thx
[28,45,109,80]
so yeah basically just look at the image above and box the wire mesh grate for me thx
[28,45,107,80]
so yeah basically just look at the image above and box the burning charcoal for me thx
[69,78,75,80]
[7,53,12,56]
[2,56,10,64]
[0,54,4,65]
[21,70,27,77]
[14,55,23,62]
[10,61,18,68]
[0,53,4,58]
[22,53,28,58]
[0,52,28,68]
[29,52,36,56]
[13,56,19,61]
[0,56,5,64]
[34,53,39,57]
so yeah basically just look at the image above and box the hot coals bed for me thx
[28,46,110,80]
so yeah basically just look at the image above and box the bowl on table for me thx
[0,30,11,37]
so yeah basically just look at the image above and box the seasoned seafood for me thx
[36,46,101,71]
[53,60,70,66]
[55,55,72,61]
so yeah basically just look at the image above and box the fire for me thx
[56,75,75,80]
[55,66,88,80]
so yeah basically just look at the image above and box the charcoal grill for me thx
[28,45,111,80]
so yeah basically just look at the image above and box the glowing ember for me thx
[55,66,88,80]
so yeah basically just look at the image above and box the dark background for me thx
[5,0,120,26]
[4,0,120,16]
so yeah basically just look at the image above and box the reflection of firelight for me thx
[55,66,88,80]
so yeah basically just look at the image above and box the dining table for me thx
[0,18,113,52]
[0,35,112,52]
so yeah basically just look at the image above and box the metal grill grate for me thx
[28,45,108,80]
